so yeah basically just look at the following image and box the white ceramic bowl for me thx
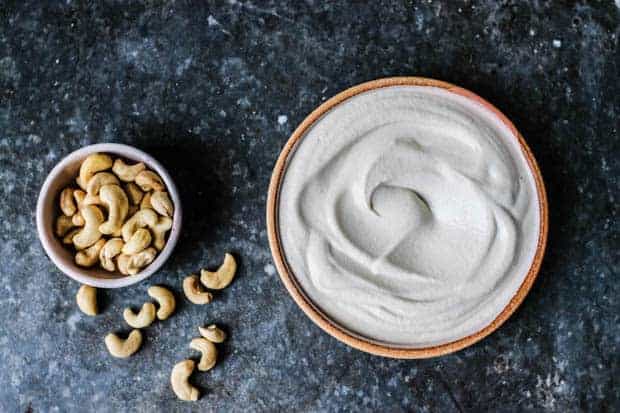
[36,143,183,288]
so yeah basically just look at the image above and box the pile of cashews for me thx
[55,153,174,275]
[74,253,238,402]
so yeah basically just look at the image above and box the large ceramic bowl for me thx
[37,143,182,288]
[267,77,548,358]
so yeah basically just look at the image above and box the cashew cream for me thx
[278,86,540,347]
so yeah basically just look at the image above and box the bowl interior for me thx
[38,144,182,288]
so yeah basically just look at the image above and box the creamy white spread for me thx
[278,86,540,347]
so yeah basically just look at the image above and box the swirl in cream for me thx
[278,86,540,347]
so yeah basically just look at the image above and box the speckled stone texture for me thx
[0,1,618,412]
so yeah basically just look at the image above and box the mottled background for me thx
[0,1,618,412]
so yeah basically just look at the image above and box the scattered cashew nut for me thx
[75,239,106,267]
[190,338,218,372]
[200,253,237,290]
[98,184,129,236]
[60,187,76,216]
[123,302,156,328]
[170,360,199,401]
[77,153,113,189]
[72,205,105,249]
[112,158,146,182]
[122,228,151,255]
[99,238,124,272]
[135,170,165,192]
[198,324,226,343]
[104,330,142,358]
[76,285,98,316]
[183,275,212,305]
[147,286,176,320]
[126,247,157,275]
[150,191,174,217]
[125,182,144,205]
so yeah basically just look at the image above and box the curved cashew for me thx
[135,170,165,192]
[117,254,131,275]
[77,153,113,189]
[198,324,226,343]
[62,228,80,244]
[104,330,142,358]
[122,208,158,241]
[170,360,199,401]
[148,286,176,320]
[60,187,76,216]
[98,184,129,236]
[152,216,172,250]
[76,285,98,316]
[123,303,156,328]
[86,172,119,196]
[140,192,152,210]
[72,212,85,227]
[183,276,212,304]
[55,215,75,237]
[112,158,146,182]
[150,191,174,217]
[75,239,106,267]
[189,338,217,372]
[122,228,151,255]
[72,205,104,249]
[127,247,157,275]
[73,189,86,206]
[99,238,124,272]
[125,182,144,205]
[200,253,237,290]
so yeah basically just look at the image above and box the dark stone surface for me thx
[0,1,618,411]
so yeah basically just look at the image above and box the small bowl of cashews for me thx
[36,143,182,288]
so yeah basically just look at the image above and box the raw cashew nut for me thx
[75,239,106,267]
[72,212,85,227]
[72,205,104,249]
[62,228,80,244]
[77,153,113,189]
[189,338,217,372]
[55,215,75,237]
[183,275,213,304]
[125,182,144,205]
[117,254,131,275]
[170,360,199,401]
[112,158,146,182]
[152,216,172,250]
[135,170,165,192]
[150,191,174,217]
[200,253,237,290]
[76,285,98,316]
[73,189,86,206]
[123,303,156,328]
[122,228,151,255]
[98,184,129,236]
[122,208,158,241]
[147,286,176,320]
[198,324,227,343]
[104,330,142,358]
[126,247,157,275]
[86,172,119,196]
[140,192,152,210]
[99,238,124,272]
[60,187,76,216]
